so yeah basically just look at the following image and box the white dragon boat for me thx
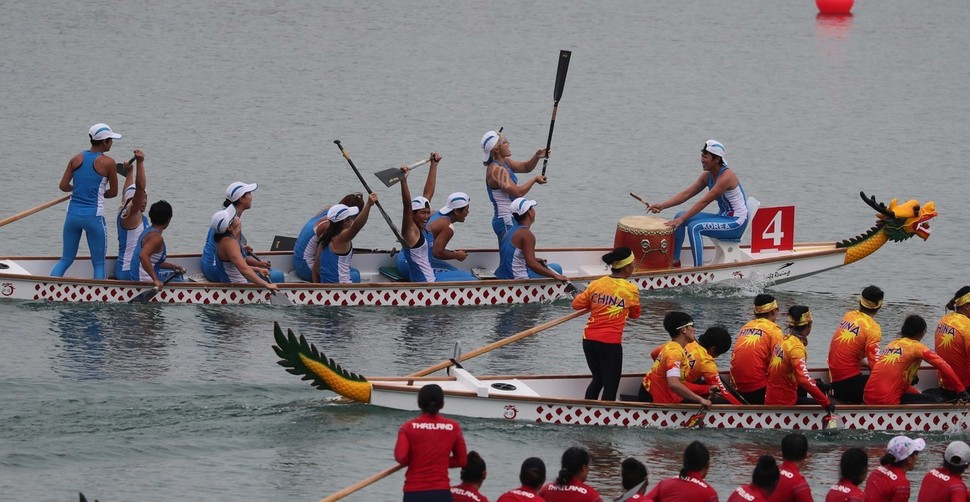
[272,322,970,432]
[0,192,937,306]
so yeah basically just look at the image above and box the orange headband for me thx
[754,300,778,314]
[860,297,883,310]
[788,311,812,327]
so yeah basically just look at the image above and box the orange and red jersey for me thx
[643,341,687,403]
[863,337,964,405]
[571,276,641,345]
[678,341,742,405]
[768,460,813,502]
[765,334,831,408]
[935,311,970,389]
[827,310,882,383]
[729,318,784,393]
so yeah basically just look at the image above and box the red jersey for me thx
[539,480,602,502]
[765,335,831,407]
[917,467,967,502]
[828,310,882,383]
[452,482,490,502]
[863,337,963,405]
[643,341,687,403]
[727,484,770,502]
[730,318,784,393]
[497,487,546,502]
[642,473,718,502]
[935,312,970,389]
[394,412,467,492]
[863,465,911,502]
[824,480,864,502]
[767,460,813,502]
[572,276,641,344]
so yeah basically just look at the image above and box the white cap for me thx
[481,130,501,163]
[440,192,470,214]
[123,184,137,203]
[411,196,431,211]
[326,203,360,222]
[945,441,970,467]
[210,205,237,234]
[225,181,258,202]
[703,139,727,165]
[886,436,926,462]
[89,123,122,141]
[510,197,538,216]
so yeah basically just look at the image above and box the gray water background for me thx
[1,0,969,500]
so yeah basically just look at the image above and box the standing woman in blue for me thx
[292,192,363,282]
[51,123,121,278]
[645,140,748,268]
[482,130,549,244]
[115,149,148,279]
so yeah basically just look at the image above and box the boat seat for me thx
[708,196,760,265]
[378,266,405,282]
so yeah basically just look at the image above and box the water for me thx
[1,0,969,500]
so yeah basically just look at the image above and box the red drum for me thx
[613,216,675,271]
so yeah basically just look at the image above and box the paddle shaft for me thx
[333,140,410,249]
[320,464,404,502]
[375,157,433,187]
[0,194,71,229]
[129,272,182,303]
[408,308,589,377]
[629,192,650,207]
[541,50,572,177]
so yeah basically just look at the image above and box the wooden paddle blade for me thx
[553,50,572,101]
[374,166,404,187]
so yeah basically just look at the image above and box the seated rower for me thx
[129,200,185,287]
[650,326,743,405]
[115,149,148,279]
[211,206,278,291]
[316,196,377,284]
[864,315,966,405]
[729,294,785,404]
[828,285,885,404]
[765,306,835,416]
[645,140,748,268]
[397,154,477,282]
[202,181,283,283]
[639,311,712,408]
[933,286,970,399]
[292,192,364,282]
[494,198,566,281]
[427,192,472,269]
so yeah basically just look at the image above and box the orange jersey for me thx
[572,276,641,345]
[935,312,970,389]
[683,342,743,405]
[863,337,963,405]
[827,310,882,383]
[643,341,687,403]
[729,318,784,393]
[765,335,830,407]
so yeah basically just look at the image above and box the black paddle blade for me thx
[129,287,158,304]
[374,167,404,187]
[553,50,572,101]
[115,156,137,177]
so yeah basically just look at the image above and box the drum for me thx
[614,216,675,271]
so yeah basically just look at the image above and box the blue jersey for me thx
[115,209,148,279]
[68,151,108,217]
[402,228,436,282]
[129,227,166,281]
[319,243,355,283]
[293,213,326,281]
[486,160,517,226]
[495,224,528,279]
[707,168,748,221]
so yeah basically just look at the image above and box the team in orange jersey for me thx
[765,306,834,414]
[827,285,884,404]
[934,285,970,397]
[729,294,785,404]
[640,312,711,407]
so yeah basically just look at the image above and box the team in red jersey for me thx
[726,456,779,502]
[640,312,711,407]
[827,285,884,404]
[452,451,490,502]
[767,433,814,502]
[765,306,834,414]
[934,286,970,396]
[864,315,967,405]
[572,247,641,401]
[394,384,468,501]
[617,457,648,501]
[824,448,868,502]
[729,294,785,404]
[539,446,602,502]
[497,457,547,502]
[917,440,970,502]
[864,435,924,502]
[642,441,718,502]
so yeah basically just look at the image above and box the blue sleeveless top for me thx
[486,160,517,225]
[494,224,527,279]
[129,227,166,281]
[115,210,149,279]
[68,151,108,217]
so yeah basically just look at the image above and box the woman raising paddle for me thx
[291,192,364,282]
[115,149,147,280]
[316,194,377,284]
[482,130,549,244]
[571,247,640,401]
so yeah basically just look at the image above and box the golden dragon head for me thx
[861,192,938,242]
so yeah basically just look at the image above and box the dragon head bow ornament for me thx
[837,192,938,264]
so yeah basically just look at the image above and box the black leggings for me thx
[832,374,868,404]
[583,339,623,401]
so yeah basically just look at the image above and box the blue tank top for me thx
[486,160,517,225]
[707,167,748,220]
[402,228,436,282]
[495,224,527,279]
[115,209,149,279]
[68,150,108,217]
[294,213,326,267]
[129,227,166,281]
[319,243,355,283]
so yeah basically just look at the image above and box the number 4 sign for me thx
[750,206,794,253]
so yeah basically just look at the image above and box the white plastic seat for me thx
[709,196,760,265]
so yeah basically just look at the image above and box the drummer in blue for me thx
[645,139,748,268]
[495,198,567,281]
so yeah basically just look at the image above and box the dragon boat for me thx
[272,323,970,432]
[0,192,937,306]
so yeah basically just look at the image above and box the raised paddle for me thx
[128,272,183,304]
[374,156,433,188]
[114,156,138,177]
[333,140,410,250]
[319,464,404,502]
[407,308,589,377]
[0,194,71,229]
[541,50,572,177]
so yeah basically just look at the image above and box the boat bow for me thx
[273,322,372,403]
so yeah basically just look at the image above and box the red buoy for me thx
[816,0,853,15]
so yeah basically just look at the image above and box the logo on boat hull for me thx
[1,283,13,296]
[504,404,518,419]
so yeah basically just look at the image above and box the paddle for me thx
[333,140,410,250]
[629,192,650,208]
[319,464,404,502]
[374,157,433,187]
[245,250,291,305]
[114,156,137,177]
[408,308,589,377]
[541,50,572,177]
[683,404,709,429]
[128,272,183,304]
[0,194,71,229]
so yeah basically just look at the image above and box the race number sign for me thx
[750,206,794,253]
